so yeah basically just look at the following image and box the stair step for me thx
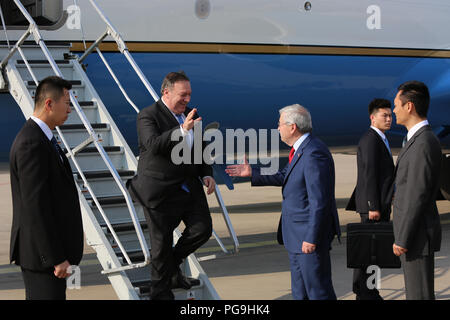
[132,278,202,295]
[70,101,96,107]
[118,250,145,263]
[17,59,70,65]
[27,79,82,86]
[89,195,130,207]
[116,250,149,263]
[76,169,135,180]
[100,220,148,234]
[59,123,108,130]
[63,146,122,154]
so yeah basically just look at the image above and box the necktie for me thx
[51,136,63,162]
[175,114,184,126]
[288,147,295,164]
[174,114,190,193]
[383,137,391,155]
[402,136,407,148]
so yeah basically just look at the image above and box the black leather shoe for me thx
[171,267,192,290]
[356,294,384,300]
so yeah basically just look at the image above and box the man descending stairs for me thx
[0,0,240,300]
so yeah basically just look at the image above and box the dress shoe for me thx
[151,290,175,300]
[356,294,383,300]
[171,267,192,290]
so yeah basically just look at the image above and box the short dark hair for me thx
[160,71,190,95]
[368,98,391,116]
[397,80,430,118]
[35,76,72,111]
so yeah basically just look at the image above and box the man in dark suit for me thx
[9,76,84,300]
[392,80,442,300]
[127,71,215,300]
[226,104,341,300]
[346,98,395,300]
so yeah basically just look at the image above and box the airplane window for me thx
[0,0,64,28]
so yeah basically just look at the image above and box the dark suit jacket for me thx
[251,134,341,253]
[128,100,212,209]
[9,119,84,271]
[346,128,395,220]
[393,125,442,258]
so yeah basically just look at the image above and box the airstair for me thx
[0,0,239,300]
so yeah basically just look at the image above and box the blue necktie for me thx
[175,114,184,126]
[174,114,190,193]
[383,137,391,155]
[402,136,407,148]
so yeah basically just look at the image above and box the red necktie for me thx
[289,147,295,164]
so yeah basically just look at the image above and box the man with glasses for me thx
[226,104,340,300]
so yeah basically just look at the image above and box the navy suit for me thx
[252,134,340,299]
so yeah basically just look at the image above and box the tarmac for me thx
[0,154,449,300]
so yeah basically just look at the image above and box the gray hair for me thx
[279,104,312,133]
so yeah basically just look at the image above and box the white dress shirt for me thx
[30,116,53,141]
[292,132,310,153]
[407,120,429,142]
[371,126,391,154]
[160,99,212,181]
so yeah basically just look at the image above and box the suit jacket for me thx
[393,125,442,258]
[128,100,213,209]
[251,134,341,253]
[9,119,84,271]
[346,128,395,220]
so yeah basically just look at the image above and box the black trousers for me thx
[144,188,212,300]
[21,267,66,300]
[352,213,389,300]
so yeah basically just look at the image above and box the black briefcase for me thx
[346,222,401,269]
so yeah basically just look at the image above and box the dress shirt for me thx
[370,126,391,154]
[407,120,429,142]
[160,99,212,182]
[292,132,310,153]
[161,97,193,149]
[30,116,53,141]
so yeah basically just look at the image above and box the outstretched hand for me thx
[225,157,252,177]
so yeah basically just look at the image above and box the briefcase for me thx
[346,222,401,269]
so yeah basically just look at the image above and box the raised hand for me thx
[182,108,202,131]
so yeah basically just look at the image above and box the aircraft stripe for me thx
[70,41,450,58]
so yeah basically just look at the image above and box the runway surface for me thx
[0,154,449,300]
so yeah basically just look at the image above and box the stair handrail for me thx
[6,0,150,274]
[77,0,159,103]
[80,0,240,255]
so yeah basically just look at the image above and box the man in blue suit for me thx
[226,104,341,300]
